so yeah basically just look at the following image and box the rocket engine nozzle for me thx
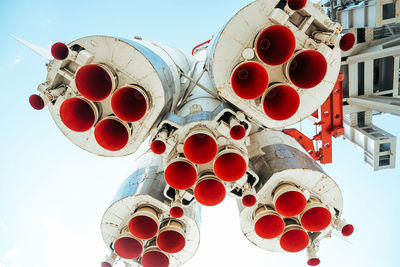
[141,248,170,267]
[111,86,148,122]
[254,206,285,239]
[60,97,96,132]
[339,33,356,51]
[341,224,354,236]
[29,94,45,110]
[273,185,307,217]
[151,139,166,155]
[231,62,269,100]
[183,132,218,164]
[75,64,115,101]
[262,84,300,121]
[51,42,69,60]
[213,150,247,182]
[300,200,332,232]
[194,176,226,206]
[165,159,197,190]
[94,118,129,151]
[156,220,186,254]
[230,124,246,140]
[288,50,327,89]
[279,224,309,252]
[242,193,257,207]
[113,235,143,259]
[287,0,307,10]
[255,25,296,66]
[128,207,159,240]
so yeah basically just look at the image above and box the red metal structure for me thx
[283,73,345,164]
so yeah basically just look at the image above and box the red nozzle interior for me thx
[288,0,307,10]
[254,214,285,239]
[340,33,356,51]
[141,250,169,267]
[214,152,247,182]
[230,125,246,140]
[183,133,218,164]
[29,94,45,110]
[256,25,296,66]
[157,230,186,253]
[275,190,307,217]
[170,206,184,218]
[342,224,354,236]
[194,178,226,206]
[308,258,321,266]
[151,140,166,154]
[231,62,269,100]
[51,42,69,60]
[164,160,197,190]
[75,64,113,101]
[280,228,309,252]
[128,215,158,240]
[113,237,143,259]
[288,50,327,89]
[101,262,112,267]
[242,194,257,207]
[301,206,332,232]
[111,86,147,122]
[60,97,96,132]
[263,85,300,121]
[94,118,129,151]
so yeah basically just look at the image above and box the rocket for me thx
[20,0,358,266]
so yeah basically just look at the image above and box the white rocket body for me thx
[24,0,357,266]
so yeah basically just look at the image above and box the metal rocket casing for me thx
[150,50,257,205]
[206,0,342,129]
[237,129,344,252]
[38,35,193,156]
[100,151,201,267]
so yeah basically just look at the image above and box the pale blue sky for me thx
[0,1,399,267]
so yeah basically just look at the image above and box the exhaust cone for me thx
[242,194,257,207]
[156,223,186,253]
[194,178,226,206]
[308,258,321,266]
[263,85,300,120]
[214,152,247,182]
[255,25,296,66]
[341,224,354,236]
[340,33,356,51]
[170,206,184,218]
[113,237,143,259]
[274,190,307,217]
[94,118,129,151]
[60,97,96,132]
[151,140,166,154]
[111,86,148,122]
[164,160,197,190]
[183,133,218,164]
[51,42,69,60]
[75,64,114,101]
[231,62,269,99]
[141,249,169,267]
[230,125,246,140]
[254,214,285,239]
[128,212,158,240]
[288,50,327,89]
[280,227,309,252]
[301,206,332,232]
[29,94,44,110]
[287,0,307,10]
